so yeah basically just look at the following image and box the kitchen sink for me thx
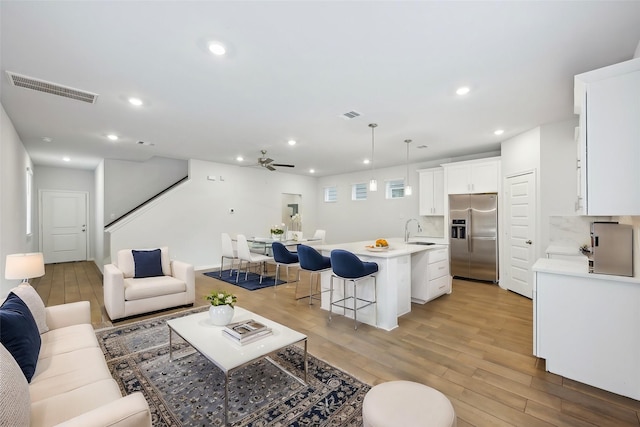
[409,241,436,245]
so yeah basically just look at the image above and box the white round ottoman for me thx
[362,380,456,427]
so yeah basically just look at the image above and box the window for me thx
[351,183,367,201]
[386,179,405,199]
[324,186,337,202]
[26,167,33,235]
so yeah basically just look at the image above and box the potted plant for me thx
[205,290,237,325]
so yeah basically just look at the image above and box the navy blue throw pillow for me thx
[132,249,164,278]
[0,292,42,382]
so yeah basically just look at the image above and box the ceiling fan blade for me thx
[263,158,274,164]
[272,163,295,168]
[266,164,276,171]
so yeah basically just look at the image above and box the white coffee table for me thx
[166,306,308,425]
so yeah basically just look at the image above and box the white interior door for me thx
[504,172,536,298]
[40,190,88,264]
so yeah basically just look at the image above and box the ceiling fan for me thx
[254,150,295,171]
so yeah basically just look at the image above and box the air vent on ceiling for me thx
[137,140,155,147]
[6,71,99,104]
[340,110,362,120]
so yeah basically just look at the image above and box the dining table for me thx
[243,236,320,256]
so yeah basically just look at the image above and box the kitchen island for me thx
[533,258,640,400]
[312,238,451,331]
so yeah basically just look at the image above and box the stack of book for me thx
[222,319,273,345]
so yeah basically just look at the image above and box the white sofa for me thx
[104,247,195,321]
[1,299,151,427]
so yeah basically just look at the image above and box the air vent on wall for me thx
[6,71,99,104]
[340,110,362,120]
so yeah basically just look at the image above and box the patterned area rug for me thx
[96,307,369,426]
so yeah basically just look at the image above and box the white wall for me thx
[107,159,318,270]
[1,104,36,295]
[33,165,96,261]
[104,157,188,223]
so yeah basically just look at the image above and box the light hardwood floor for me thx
[31,261,640,427]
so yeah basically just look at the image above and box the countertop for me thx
[314,237,447,259]
[532,258,640,284]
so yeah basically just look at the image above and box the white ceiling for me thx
[2,1,639,177]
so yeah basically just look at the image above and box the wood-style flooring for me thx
[31,261,640,427]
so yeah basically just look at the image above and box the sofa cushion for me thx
[0,292,41,382]
[30,347,113,402]
[30,378,123,427]
[124,275,187,301]
[0,343,30,426]
[39,324,98,359]
[118,246,171,278]
[11,283,49,334]
[132,248,164,278]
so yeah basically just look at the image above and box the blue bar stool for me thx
[296,244,331,305]
[271,242,299,286]
[329,249,378,329]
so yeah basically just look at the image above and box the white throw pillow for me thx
[11,283,49,334]
[0,343,31,426]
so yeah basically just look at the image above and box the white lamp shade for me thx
[5,253,45,280]
[369,179,378,192]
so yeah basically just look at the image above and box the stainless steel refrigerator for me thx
[449,193,498,282]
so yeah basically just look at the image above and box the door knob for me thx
[525,240,532,245]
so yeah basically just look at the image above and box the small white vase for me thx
[209,305,234,326]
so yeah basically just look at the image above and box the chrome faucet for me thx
[404,218,422,242]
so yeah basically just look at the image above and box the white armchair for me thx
[104,247,195,321]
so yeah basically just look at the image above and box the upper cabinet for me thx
[418,168,444,215]
[574,58,640,215]
[442,157,500,195]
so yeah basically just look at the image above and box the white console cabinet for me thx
[418,168,444,216]
[443,157,500,195]
[411,247,451,304]
[574,58,640,215]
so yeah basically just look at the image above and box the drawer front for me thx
[429,259,449,280]
[428,248,448,264]
[427,275,451,300]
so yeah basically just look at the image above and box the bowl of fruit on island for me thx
[366,239,390,251]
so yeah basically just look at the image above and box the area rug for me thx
[204,269,285,291]
[96,307,369,426]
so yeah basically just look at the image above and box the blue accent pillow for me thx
[132,249,164,278]
[0,292,42,383]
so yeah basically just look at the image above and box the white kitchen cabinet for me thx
[411,247,452,304]
[443,157,500,195]
[418,168,444,216]
[533,259,640,400]
[574,58,640,215]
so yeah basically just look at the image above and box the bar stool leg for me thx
[329,275,334,321]
[353,279,358,330]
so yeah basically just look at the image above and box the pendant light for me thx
[369,123,378,191]
[404,139,412,196]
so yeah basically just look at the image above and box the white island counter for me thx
[312,238,451,331]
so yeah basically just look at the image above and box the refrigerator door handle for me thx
[467,208,472,252]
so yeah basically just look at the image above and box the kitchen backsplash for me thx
[549,215,612,248]
[418,216,445,238]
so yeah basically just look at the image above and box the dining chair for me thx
[296,244,331,305]
[312,229,326,244]
[329,249,378,330]
[271,242,299,286]
[236,234,272,283]
[220,233,238,277]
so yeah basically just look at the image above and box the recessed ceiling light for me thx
[42,137,52,143]
[128,97,143,106]
[208,42,226,56]
[288,139,297,146]
[62,156,70,162]
[456,86,470,96]
[363,159,370,165]
[236,156,244,162]
[107,134,119,141]
[309,169,315,174]
[494,129,504,135]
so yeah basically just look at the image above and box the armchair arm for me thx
[103,263,126,320]
[54,393,151,427]
[45,301,91,329]
[171,260,195,304]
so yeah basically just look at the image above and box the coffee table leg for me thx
[225,371,230,425]
[304,339,308,383]
[169,327,173,361]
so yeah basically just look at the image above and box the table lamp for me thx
[5,252,45,283]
